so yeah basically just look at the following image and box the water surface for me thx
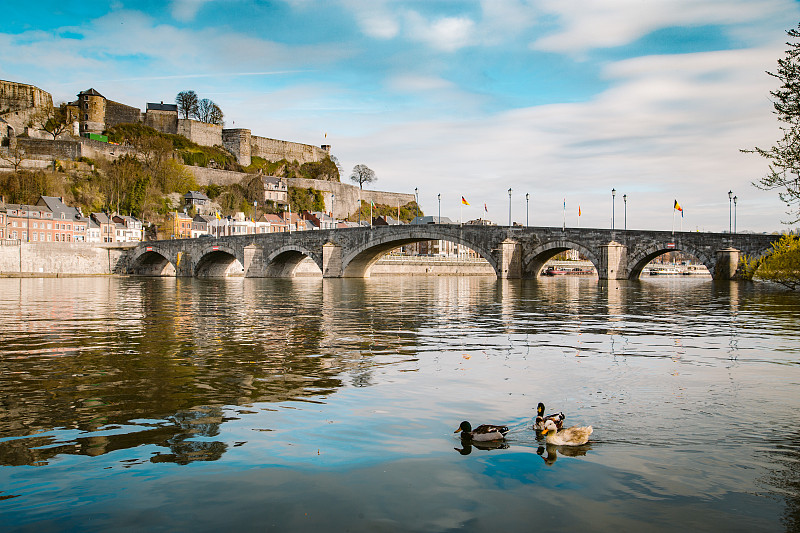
[0,276,798,532]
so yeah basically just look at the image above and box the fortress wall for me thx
[178,119,222,147]
[222,128,251,166]
[78,138,137,161]
[0,80,52,114]
[145,110,178,134]
[185,165,252,186]
[288,177,414,218]
[105,100,142,128]
[17,138,82,160]
[250,135,328,165]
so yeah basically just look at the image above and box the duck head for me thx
[537,403,545,417]
[454,421,472,434]
[541,419,558,435]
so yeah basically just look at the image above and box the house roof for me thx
[147,102,178,112]
[91,212,112,224]
[38,196,82,220]
[79,88,104,98]
[262,176,285,186]
[184,190,210,201]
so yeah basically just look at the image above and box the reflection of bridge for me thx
[117,225,780,280]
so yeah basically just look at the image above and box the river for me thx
[0,276,798,532]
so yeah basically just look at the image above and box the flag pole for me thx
[672,207,675,235]
[562,199,566,231]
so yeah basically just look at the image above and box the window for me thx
[47,234,51,242]
[12,221,17,227]
[32,233,37,241]
[12,231,17,239]
[47,223,52,229]
[32,222,37,229]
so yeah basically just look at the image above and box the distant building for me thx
[184,191,210,213]
[91,212,116,243]
[36,196,88,242]
[261,176,288,205]
[166,211,193,239]
[373,215,402,226]
[112,215,144,242]
[410,215,453,225]
[67,88,141,135]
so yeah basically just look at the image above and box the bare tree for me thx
[349,164,376,189]
[176,90,199,119]
[0,145,26,172]
[31,104,71,140]
[196,98,224,125]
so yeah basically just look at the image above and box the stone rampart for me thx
[16,138,82,160]
[0,242,132,276]
[0,80,52,114]
[178,119,222,147]
[222,128,252,167]
[185,166,252,186]
[251,135,328,165]
[145,110,178,134]
[105,100,142,128]
[288,177,415,217]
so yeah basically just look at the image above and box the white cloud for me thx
[531,0,793,54]
[327,45,787,232]
[170,0,214,22]
[404,11,476,52]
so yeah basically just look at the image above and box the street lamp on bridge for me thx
[728,190,733,234]
[437,193,441,223]
[414,187,419,219]
[526,193,530,227]
[733,195,737,234]
[623,194,627,231]
[611,188,616,231]
[508,188,512,226]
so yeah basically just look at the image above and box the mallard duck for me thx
[541,419,592,446]
[454,421,509,442]
[533,402,565,431]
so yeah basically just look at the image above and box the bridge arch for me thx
[626,241,714,280]
[195,244,244,278]
[339,228,498,278]
[127,247,176,276]
[264,245,322,277]
[523,240,601,278]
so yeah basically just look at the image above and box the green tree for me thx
[349,164,376,189]
[745,23,800,223]
[749,234,800,290]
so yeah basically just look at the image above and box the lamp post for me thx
[414,187,419,219]
[331,193,335,228]
[611,188,616,231]
[437,193,441,223]
[526,193,530,226]
[623,194,627,231]
[728,190,733,234]
[508,188,512,226]
[733,195,737,234]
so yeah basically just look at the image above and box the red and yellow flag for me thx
[674,200,683,212]
[578,205,581,216]
[461,196,470,206]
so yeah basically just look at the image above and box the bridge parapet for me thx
[120,226,780,280]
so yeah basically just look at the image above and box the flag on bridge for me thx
[462,196,470,206]
[484,203,488,213]
[578,205,581,217]
[674,199,683,214]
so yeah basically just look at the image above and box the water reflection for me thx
[536,443,593,466]
[0,276,799,531]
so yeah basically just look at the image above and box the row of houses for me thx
[0,196,144,243]
[167,209,358,239]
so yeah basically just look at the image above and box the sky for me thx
[2,0,799,232]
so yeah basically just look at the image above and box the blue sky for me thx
[3,0,799,232]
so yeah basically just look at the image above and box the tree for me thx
[196,98,224,125]
[176,90,199,119]
[744,23,800,223]
[31,104,71,140]
[0,145,27,172]
[746,234,800,290]
[349,164,376,189]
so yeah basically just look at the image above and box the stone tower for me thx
[77,88,106,134]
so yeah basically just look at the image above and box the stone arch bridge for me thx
[116,225,780,280]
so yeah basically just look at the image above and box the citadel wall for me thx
[222,129,251,167]
[0,80,52,114]
[105,100,142,129]
[144,109,178,134]
[178,119,222,147]
[250,135,328,165]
